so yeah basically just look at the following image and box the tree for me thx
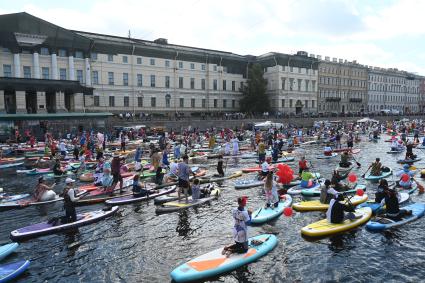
[239,63,270,114]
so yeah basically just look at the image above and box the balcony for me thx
[349,98,362,103]
[325,97,341,102]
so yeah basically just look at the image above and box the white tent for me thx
[254,121,284,129]
[357,118,379,123]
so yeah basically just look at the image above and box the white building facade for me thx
[367,67,421,114]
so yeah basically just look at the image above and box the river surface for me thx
[1,135,425,282]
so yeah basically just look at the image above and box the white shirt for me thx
[170,162,178,175]
[59,142,66,152]
[326,199,337,223]
[232,208,250,243]
[261,161,269,172]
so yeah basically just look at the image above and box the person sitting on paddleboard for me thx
[330,170,349,191]
[63,178,80,223]
[298,156,309,175]
[396,164,415,189]
[300,168,316,188]
[320,179,338,204]
[375,179,388,203]
[191,178,202,201]
[52,158,65,176]
[380,186,412,220]
[132,174,149,198]
[217,155,225,177]
[368,158,382,176]
[264,172,279,208]
[222,196,252,257]
[324,144,332,156]
[33,176,56,202]
[339,152,351,168]
[326,193,356,224]
[405,140,416,160]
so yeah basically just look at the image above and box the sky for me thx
[1,0,425,75]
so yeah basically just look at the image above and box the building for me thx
[317,57,368,114]
[368,66,422,114]
[260,51,318,115]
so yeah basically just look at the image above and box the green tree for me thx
[239,63,270,113]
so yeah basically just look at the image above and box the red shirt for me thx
[299,160,308,169]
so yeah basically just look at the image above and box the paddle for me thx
[412,178,425,194]
[361,166,371,178]
[350,154,361,167]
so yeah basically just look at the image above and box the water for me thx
[1,137,425,282]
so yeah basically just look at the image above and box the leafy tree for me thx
[239,64,270,113]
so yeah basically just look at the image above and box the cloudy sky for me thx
[2,0,425,74]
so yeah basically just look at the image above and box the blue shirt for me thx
[178,162,190,181]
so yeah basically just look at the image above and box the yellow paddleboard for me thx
[301,207,372,237]
[293,194,368,212]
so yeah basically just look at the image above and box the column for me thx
[15,91,26,113]
[37,91,47,113]
[73,93,84,111]
[13,54,21,78]
[51,53,58,80]
[55,91,67,112]
[68,56,75,80]
[85,58,91,86]
[33,52,40,79]
[0,90,5,113]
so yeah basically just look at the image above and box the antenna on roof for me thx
[128,30,131,39]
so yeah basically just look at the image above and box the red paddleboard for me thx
[242,166,275,173]
[332,148,361,153]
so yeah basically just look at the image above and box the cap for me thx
[65,178,75,184]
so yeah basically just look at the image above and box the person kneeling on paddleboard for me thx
[396,164,414,189]
[380,186,412,220]
[222,197,252,257]
[264,172,279,208]
[63,178,80,223]
[324,144,332,156]
[367,158,382,176]
[132,175,149,198]
[300,168,316,188]
[339,152,351,168]
[326,193,356,224]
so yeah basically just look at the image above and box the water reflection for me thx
[176,210,191,237]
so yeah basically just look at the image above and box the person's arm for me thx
[68,189,79,202]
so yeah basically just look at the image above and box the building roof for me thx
[0,112,113,121]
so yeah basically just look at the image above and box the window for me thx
[60,68,67,80]
[165,76,170,88]
[214,99,218,108]
[108,72,114,85]
[281,78,286,90]
[290,66,293,72]
[109,96,115,107]
[190,63,195,70]
[232,100,235,108]
[137,74,143,87]
[75,51,83,59]
[124,97,129,107]
[151,97,156,107]
[201,79,206,90]
[190,78,195,89]
[94,96,100,107]
[281,99,285,108]
[213,65,217,72]
[213,79,218,90]
[58,49,67,57]
[312,100,315,108]
[150,75,156,87]
[42,67,50,79]
[77,70,83,83]
[23,66,31,78]
[202,99,206,108]
[179,62,183,69]
[123,73,129,86]
[108,54,113,62]
[91,52,97,60]
[202,64,206,71]
[289,78,294,90]
[138,97,143,107]
[240,82,244,89]
[3,64,11,77]
[223,99,227,108]
[232,81,236,91]
[305,100,308,108]
[165,60,170,67]
[137,57,142,64]
[179,77,184,89]
[150,58,155,66]
[191,98,195,108]
[92,71,99,84]
[165,96,171,108]
[223,80,227,91]
[40,47,49,55]
[298,79,302,91]
[312,81,316,91]
[290,99,293,108]
[123,56,128,63]
[180,98,184,107]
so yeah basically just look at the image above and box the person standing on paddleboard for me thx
[111,153,124,193]
[63,178,80,223]
[222,196,252,257]
[264,172,279,208]
[177,155,194,203]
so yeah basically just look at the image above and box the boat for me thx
[170,234,277,282]
[10,206,119,241]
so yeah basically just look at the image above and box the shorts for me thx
[112,173,123,183]
[178,178,189,188]
[347,141,353,148]
[261,171,268,177]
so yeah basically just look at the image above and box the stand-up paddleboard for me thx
[0,194,30,204]
[10,206,119,241]
[105,186,176,206]
[0,243,19,261]
[301,207,372,237]
[364,170,392,182]
[397,158,421,164]
[0,162,24,170]
[316,153,337,159]
[251,195,292,224]
[301,184,365,198]
[242,166,275,173]
[170,234,277,282]
[155,189,220,213]
[287,177,322,195]
[366,203,425,231]
[234,178,264,189]
[358,192,409,214]
[293,194,368,212]
[0,196,64,211]
[0,260,30,282]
